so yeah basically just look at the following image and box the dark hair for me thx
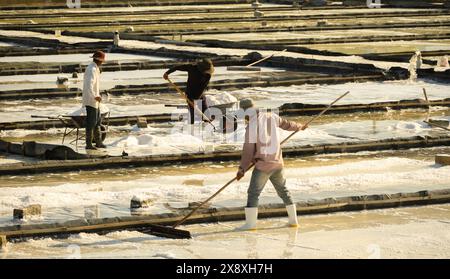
[197,58,214,72]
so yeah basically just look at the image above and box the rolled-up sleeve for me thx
[277,115,302,131]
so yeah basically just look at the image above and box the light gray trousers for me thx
[246,168,294,207]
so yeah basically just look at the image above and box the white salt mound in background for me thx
[205,92,237,107]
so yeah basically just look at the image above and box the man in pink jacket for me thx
[236,98,307,230]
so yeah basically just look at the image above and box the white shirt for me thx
[82,62,101,109]
[114,33,120,46]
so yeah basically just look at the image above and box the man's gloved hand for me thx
[236,168,245,181]
[163,72,169,80]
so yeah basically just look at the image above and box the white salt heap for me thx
[110,131,208,154]
[205,92,238,107]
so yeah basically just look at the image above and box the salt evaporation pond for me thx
[0,103,181,123]
[0,53,174,63]
[0,30,107,44]
[233,80,450,108]
[177,28,427,42]
[2,110,448,157]
[2,204,449,259]
[0,29,406,70]
[0,155,449,231]
[0,3,285,16]
[0,66,284,91]
[1,80,449,123]
[100,116,449,156]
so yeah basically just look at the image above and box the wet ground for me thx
[2,204,449,259]
[298,40,450,55]
[1,80,448,158]
[0,149,449,227]
[0,52,172,63]
[0,65,285,91]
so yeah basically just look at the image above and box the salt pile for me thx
[388,121,428,132]
[205,92,237,107]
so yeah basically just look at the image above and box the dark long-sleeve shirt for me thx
[165,64,211,100]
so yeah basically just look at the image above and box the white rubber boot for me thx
[286,204,299,227]
[237,207,258,231]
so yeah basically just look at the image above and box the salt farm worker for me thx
[236,98,307,230]
[163,59,214,124]
[82,50,106,150]
[113,30,120,47]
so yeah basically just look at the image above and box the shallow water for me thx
[2,204,449,259]
[0,66,283,91]
[0,150,449,227]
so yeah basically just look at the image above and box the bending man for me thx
[163,59,214,124]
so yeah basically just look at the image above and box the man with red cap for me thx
[82,50,106,150]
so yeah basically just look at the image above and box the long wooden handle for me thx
[424,120,450,131]
[31,115,60,119]
[280,91,350,145]
[167,78,216,129]
[246,49,287,67]
[172,90,350,228]
[423,87,430,121]
[423,88,429,104]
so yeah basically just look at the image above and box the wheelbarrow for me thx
[31,112,110,150]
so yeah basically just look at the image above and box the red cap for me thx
[91,50,106,62]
